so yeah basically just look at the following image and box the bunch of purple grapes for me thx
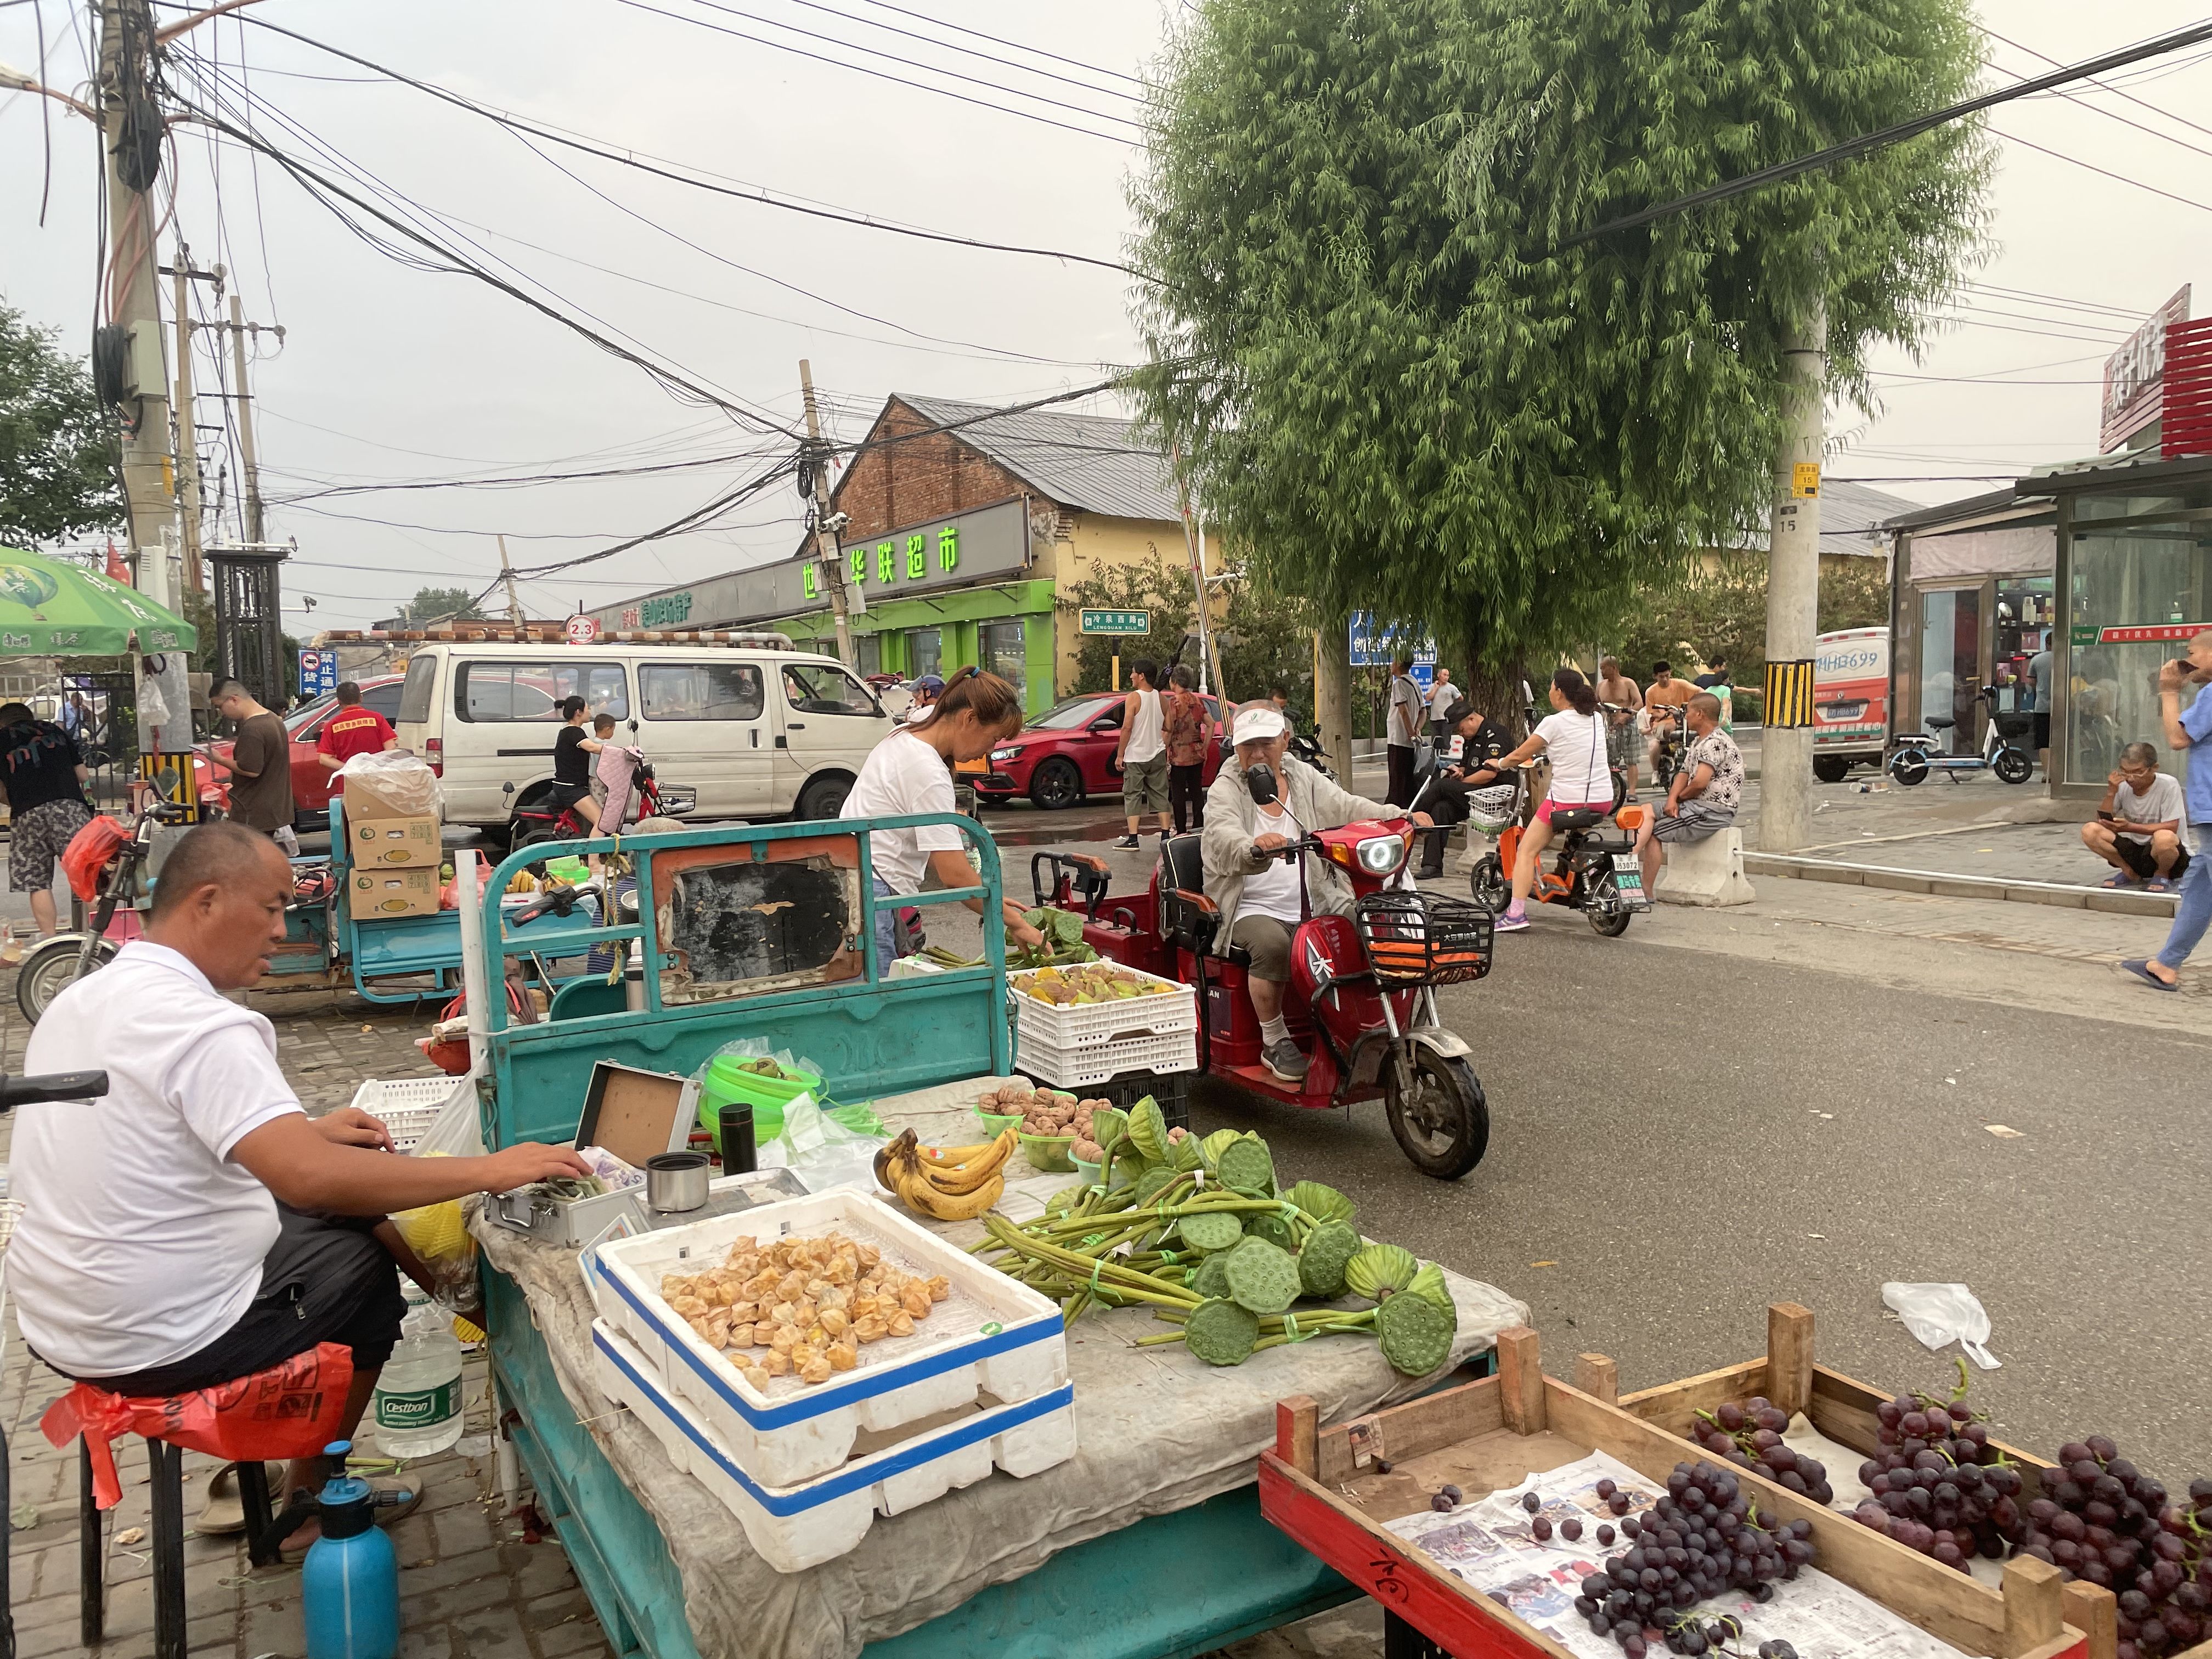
[1690,1396,1836,1507]
[1575,1461,1816,1658]
[1847,1386,2026,1571]
[2015,1437,2209,1659]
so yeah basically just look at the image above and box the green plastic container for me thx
[697,1057,819,1149]
[976,1108,1025,1138]
[1018,1130,1077,1173]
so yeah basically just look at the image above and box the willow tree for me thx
[1130,0,1990,715]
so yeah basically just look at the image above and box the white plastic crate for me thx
[583,1188,1067,1487]
[348,1074,473,1153]
[1014,1026,1199,1090]
[1007,964,1197,1049]
[590,1320,1075,1573]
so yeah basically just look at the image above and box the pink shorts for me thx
[1536,798,1612,825]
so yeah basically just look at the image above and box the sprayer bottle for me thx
[301,1440,399,1659]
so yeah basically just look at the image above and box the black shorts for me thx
[2033,712,2051,750]
[62,1206,407,1397]
[546,782,591,810]
[2114,834,2189,880]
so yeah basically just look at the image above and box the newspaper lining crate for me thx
[583,1188,1068,1487]
[590,1319,1077,1573]
[1008,963,1197,1048]
[1260,1325,2089,1659]
[1014,1026,1199,1091]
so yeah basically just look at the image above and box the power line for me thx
[782,0,1142,103]
[847,0,1143,87]
[1987,124,2212,218]
[1564,16,2212,246]
[611,0,1135,143]
[1959,282,2149,321]
[1984,49,2212,165]
[221,14,1152,279]
[1983,22,2212,143]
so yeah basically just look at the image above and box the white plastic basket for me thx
[591,1320,1075,1573]
[1014,1026,1199,1090]
[583,1188,1068,1487]
[1007,964,1197,1050]
[348,1074,473,1153]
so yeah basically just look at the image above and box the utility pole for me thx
[1315,616,1353,785]
[163,248,220,595]
[226,291,268,542]
[97,0,173,579]
[497,534,525,638]
[798,359,855,665]
[1759,297,1827,854]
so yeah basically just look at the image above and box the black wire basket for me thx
[1353,891,1495,989]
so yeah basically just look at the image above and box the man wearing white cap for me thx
[1199,704,1429,1082]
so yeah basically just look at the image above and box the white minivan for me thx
[391,640,893,833]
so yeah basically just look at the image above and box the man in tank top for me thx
[1113,659,1172,849]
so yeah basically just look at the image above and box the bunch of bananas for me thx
[874,1127,1015,1222]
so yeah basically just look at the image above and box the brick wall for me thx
[830,397,1041,539]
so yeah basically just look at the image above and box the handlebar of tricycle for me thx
[0,1070,111,1108]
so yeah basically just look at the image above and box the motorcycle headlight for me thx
[1355,834,1407,874]
[990,747,1024,763]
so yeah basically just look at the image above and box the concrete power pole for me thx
[97,0,172,577]
[497,534,525,637]
[798,360,855,665]
[1758,297,1827,854]
[165,249,219,595]
[226,291,268,543]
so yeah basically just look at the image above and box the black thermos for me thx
[718,1102,757,1174]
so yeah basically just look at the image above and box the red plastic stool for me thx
[40,1344,354,1659]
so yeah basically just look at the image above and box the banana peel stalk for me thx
[874,1127,1015,1222]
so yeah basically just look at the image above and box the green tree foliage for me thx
[0,303,122,548]
[1216,580,1318,718]
[1611,552,1893,689]
[1057,555,1195,694]
[403,585,487,625]
[1131,0,1987,679]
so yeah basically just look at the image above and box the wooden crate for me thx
[1261,1325,2086,1659]
[1589,1302,2135,1659]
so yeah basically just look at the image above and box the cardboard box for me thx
[349,867,441,918]
[344,782,440,867]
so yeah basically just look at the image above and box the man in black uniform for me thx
[1415,700,1512,878]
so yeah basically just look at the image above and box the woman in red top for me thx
[1163,664,1211,833]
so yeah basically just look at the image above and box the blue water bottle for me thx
[301,1441,399,1659]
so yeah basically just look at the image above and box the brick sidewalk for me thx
[1,994,613,1659]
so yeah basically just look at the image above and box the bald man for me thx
[12,822,586,1508]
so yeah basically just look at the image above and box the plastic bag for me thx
[335,748,443,816]
[1880,1282,2001,1370]
[42,1342,354,1509]
[61,815,133,901]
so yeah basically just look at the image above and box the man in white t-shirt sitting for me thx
[12,822,587,1506]
[2083,742,2190,890]
[1200,706,1427,1082]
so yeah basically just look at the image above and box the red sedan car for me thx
[199,675,405,828]
[977,690,1227,810]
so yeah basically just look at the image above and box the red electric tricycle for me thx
[1031,819,1494,1180]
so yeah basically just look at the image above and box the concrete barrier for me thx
[1655,825,1755,907]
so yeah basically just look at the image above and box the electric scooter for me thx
[1887,686,2035,786]
[14,801,191,1023]
[1030,809,1494,1180]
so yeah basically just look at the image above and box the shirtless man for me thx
[1644,661,1697,781]
[1595,657,1643,799]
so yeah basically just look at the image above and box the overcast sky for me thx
[3,1,2209,631]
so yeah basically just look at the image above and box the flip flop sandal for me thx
[2099,874,2138,889]
[2120,958,2180,992]
[194,1463,285,1537]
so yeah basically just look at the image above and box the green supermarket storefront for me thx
[589,498,1062,720]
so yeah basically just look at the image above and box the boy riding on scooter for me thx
[1200,706,1430,1083]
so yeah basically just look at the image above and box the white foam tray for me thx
[583,1187,1068,1487]
[591,1319,1076,1573]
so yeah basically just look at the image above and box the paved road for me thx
[978,826,2211,1486]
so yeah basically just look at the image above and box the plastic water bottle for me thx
[371,1289,464,1458]
[302,1440,399,1659]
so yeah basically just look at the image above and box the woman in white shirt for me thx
[839,667,1045,961]
[1488,667,1615,933]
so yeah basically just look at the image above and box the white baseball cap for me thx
[1231,705,1289,747]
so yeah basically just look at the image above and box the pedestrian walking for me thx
[2123,634,2212,990]
[1163,663,1210,834]
[1113,659,1172,849]
[1385,651,1424,807]
[1426,669,1455,738]
[0,701,93,938]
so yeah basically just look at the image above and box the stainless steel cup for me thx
[645,1151,710,1213]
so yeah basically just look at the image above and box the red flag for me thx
[104,540,132,585]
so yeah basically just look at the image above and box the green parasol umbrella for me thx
[0,545,198,656]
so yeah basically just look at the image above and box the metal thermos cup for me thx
[645,1152,710,1213]
[718,1103,757,1175]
